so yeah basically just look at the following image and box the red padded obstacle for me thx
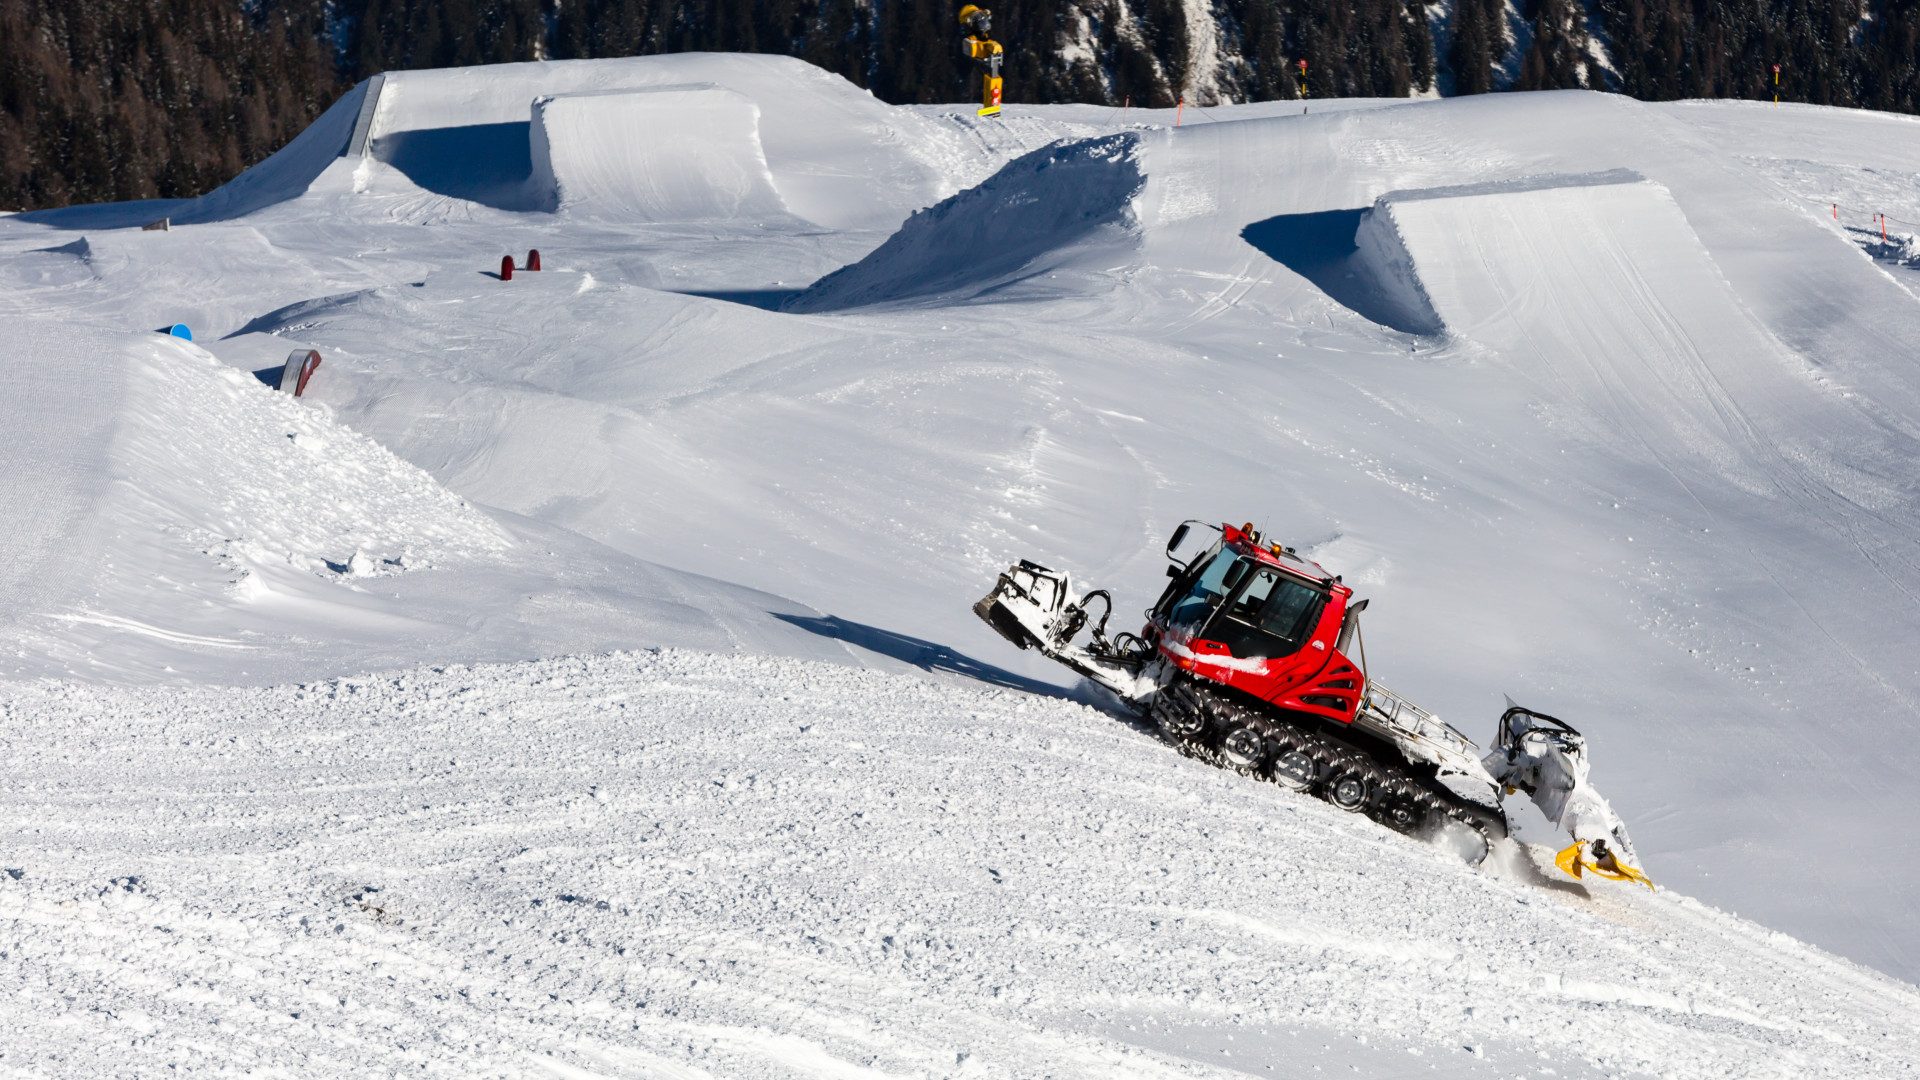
[500,255,514,281]
[527,249,541,271]
[277,348,319,393]
[293,352,322,397]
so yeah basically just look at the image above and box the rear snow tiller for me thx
[974,521,1649,882]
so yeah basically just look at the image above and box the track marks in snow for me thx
[3,650,1917,1079]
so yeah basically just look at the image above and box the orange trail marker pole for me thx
[1122,95,1129,122]
[1175,96,1183,127]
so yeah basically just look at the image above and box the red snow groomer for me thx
[975,521,1650,884]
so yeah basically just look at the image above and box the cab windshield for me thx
[1209,565,1326,659]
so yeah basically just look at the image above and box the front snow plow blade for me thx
[973,560,1155,703]
[972,560,1064,653]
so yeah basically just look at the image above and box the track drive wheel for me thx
[1267,739,1317,792]
[1221,725,1265,768]
[1374,782,1428,833]
[1154,694,1204,739]
[1327,768,1371,812]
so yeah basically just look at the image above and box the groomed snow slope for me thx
[6,55,1920,1056]
[5,650,1917,1080]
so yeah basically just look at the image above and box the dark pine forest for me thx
[3,0,1917,210]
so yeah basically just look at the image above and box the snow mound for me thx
[20,56,954,231]
[0,321,507,621]
[0,320,877,682]
[786,133,1147,311]
[530,85,786,222]
[0,321,509,673]
[119,335,512,586]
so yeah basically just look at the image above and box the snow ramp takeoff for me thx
[786,133,1146,312]
[530,86,787,222]
[1351,172,1799,473]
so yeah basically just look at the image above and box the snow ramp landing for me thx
[786,133,1145,312]
[530,85,786,222]
[1351,172,1798,472]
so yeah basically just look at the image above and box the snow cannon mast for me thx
[958,5,1003,116]
[973,520,1651,884]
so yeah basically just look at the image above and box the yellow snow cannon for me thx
[1556,838,1654,890]
[960,5,1004,116]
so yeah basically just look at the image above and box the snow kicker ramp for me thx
[786,133,1146,311]
[361,54,946,228]
[530,86,785,222]
[1352,172,1799,476]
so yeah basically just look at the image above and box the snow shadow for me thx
[372,123,537,210]
[678,288,805,310]
[771,613,1064,696]
[14,198,191,231]
[1241,209,1435,335]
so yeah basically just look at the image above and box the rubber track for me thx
[1150,677,1507,860]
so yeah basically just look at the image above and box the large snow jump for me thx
[1350,172,1795,470]
[530,85,787,222]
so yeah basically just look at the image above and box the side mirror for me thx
[1167,522,1190,553]
[1166,564,1180,578]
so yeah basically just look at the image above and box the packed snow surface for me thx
[4,650,1917,1079]
[5,53,1920,1072]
